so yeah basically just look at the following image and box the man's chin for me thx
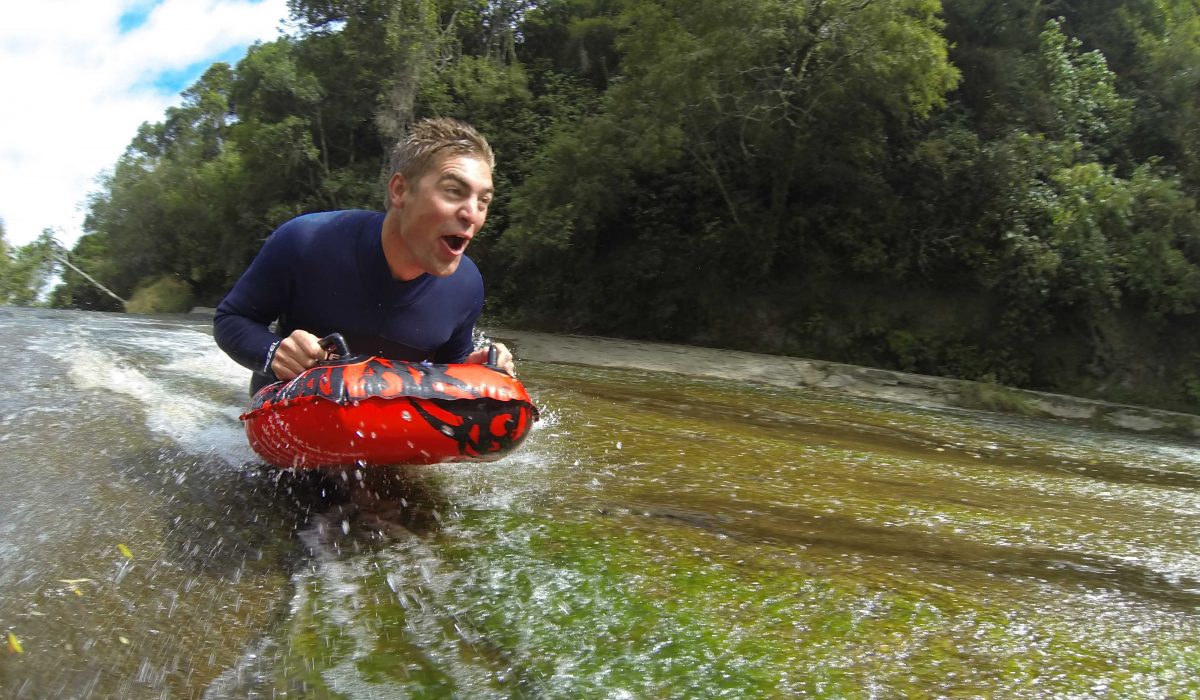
[430,257,462,277]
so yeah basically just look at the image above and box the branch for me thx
[49,241,127,308]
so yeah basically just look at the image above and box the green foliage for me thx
[1131,0,1200,191]
[0,222,10,296]
[957,376,1040,416]
[125,275,196,314]
[0,229,59,306]
[1119,164,1200,318]
[499,0,960,333]
[1033,18,1132,155]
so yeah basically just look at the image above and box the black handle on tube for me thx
[318,333,351,359]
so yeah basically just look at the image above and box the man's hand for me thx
[466,342,515,377]
[271,329,326,380]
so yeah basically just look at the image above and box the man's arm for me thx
[214,226,300,379]
[432,271,515,376]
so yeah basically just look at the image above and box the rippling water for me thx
[1,307,1198,698]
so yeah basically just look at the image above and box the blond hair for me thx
[385,118,494,207]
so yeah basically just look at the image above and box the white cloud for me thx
[0,0,289,246]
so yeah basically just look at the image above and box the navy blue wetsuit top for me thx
[214,210,483,393]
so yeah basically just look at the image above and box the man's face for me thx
[388,153,494,280]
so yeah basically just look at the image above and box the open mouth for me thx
[443,235,469,253]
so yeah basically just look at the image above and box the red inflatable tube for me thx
[240,353,538,469]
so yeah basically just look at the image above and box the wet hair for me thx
[385,117,494,208]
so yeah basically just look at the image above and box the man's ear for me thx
[387,172,408,210]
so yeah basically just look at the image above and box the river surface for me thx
[1,307,1198,699]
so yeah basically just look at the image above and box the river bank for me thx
[489,327,1200,440]
[187,307,1200,439]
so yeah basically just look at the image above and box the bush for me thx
[125,275,194,314]
[957,376,1039,416]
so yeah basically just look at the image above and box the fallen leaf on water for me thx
[118,636,129,645]
[7,632,23,654]
[58,578,93,585]
[117,544,133,559]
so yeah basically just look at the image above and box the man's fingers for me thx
[273,330,325,379]
[492,342,516,377]
[292,330,325,359]
[272,349,309,380]
[465,343,516,377]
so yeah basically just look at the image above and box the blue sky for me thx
[118,3,158,33]
[0,0,289,247]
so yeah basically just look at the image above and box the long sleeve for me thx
[213,228,295,377]
[432,280,484,364]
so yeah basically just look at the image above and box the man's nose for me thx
[459,198,485,224]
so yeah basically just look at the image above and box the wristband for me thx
[262,339,282,379]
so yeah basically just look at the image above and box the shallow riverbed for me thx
[1,307,1198,698]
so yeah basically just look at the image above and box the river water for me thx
[1,307,1198,698]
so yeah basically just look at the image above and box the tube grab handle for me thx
[318,333,351,359]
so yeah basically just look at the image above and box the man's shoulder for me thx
[448,255,483,293]
[417,256,483,308]
[456,254,482,279]
[276,209,379,240]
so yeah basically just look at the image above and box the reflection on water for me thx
[1,307,1199,698]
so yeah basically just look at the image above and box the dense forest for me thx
[3,0,1200,413]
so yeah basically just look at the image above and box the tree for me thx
[0,220,10,294]
[0,229,59,306]
[1129,0,1200,191]
[497,0,960,333]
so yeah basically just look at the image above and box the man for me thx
[214,117,514,395]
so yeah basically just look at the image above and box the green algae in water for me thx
[249,362,1200,698]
